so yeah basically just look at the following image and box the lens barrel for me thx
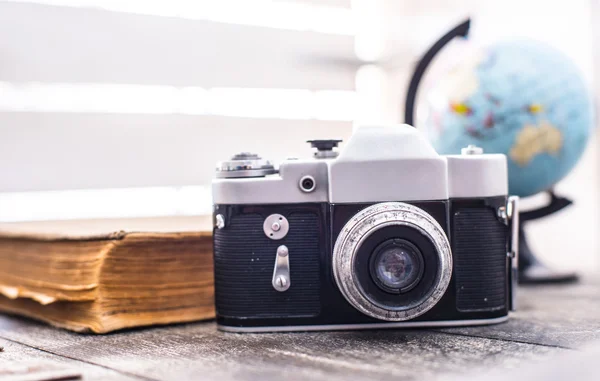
[332,202,452,321]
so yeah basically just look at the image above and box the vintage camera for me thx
[212,125,519,332]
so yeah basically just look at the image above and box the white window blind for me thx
[0,0,357,221]
[3,0,597,240]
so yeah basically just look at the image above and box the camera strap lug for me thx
[502,196,520,312]
[272,245,291,292]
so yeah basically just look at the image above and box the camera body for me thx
[212,125,519,332]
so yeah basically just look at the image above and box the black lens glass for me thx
[370,239,424,294]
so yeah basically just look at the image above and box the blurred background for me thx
[0,0,597,273]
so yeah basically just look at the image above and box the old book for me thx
[0,216,214,333]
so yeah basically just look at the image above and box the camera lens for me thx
[370,239,424,293]
[332,202,453,322]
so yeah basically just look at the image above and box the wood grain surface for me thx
[0,278,599,381]
[0,338,137,381]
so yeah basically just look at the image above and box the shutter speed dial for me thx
[215,152,277,178]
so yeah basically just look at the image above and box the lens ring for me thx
[369,239,425,294]
[332,202,452,322]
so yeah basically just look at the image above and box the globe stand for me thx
[518,190,578,284]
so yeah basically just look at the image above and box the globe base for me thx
[518,191,579,285]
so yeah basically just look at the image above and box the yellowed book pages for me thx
[0,216,215,333]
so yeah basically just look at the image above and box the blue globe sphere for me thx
[421,40,594,197]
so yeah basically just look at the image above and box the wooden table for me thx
[1,278,599,381]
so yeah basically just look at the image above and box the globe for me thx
[420,40,594,197]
